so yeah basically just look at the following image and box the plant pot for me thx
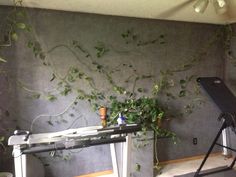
[99,107,107,120]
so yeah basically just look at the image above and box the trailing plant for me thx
[0,0,31,62]
[23,36,177,139]
[107,96,176,138]
[10,22,221,138]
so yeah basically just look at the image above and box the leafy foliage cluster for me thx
[108,97,176,138]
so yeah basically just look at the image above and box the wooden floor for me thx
[158,154,235,177]
[75,170,113,177]
[74,154,235,177]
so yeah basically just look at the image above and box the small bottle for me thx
[117,113,126,125]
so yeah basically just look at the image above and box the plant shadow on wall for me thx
[1,0,235,173]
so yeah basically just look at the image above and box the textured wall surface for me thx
[0,6,227,177]
[225,24,236,152]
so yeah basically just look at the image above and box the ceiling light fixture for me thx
[213,0,228,14]
[193,0,209,13]
[193,0,228,14]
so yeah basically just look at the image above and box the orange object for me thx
[99,107,107,127]
[99,107,107,120]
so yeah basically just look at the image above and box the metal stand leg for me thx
[194,121,227,177]
[222,128,231,157]
[110,134,132,177]
[13,145,26,177]
[110,143,119,177]
[122,134,132,177]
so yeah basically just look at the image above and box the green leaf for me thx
[96,65,103,70]
[16,11,25,17]
[46,94,57,101]
[85,77,92,81]
[109,95,117,100]
[121,33,126,38]
[39,53,46,60]
[158,112,164,119]
[137,88,143,93]
[27,41,34,48]
[67,74,75,82]
[63,154,71,161]
[61,119,68,123]
[11,33,18,41]
[0,136,5,142]
[26,25,32,32]
[78,72,84,79]
[159,34,165,38]
[32,93,41,99]
[0,57,7,63]
[141,75,153,79]
[179,90,186,97]
[94,42,109,58]
[60,85,72,96]
[50,73,56,82]
[166,92,176,99]
[16,23,26,29]
[179,79,186,85]
[135,163,141,172]
[47,120,54,126]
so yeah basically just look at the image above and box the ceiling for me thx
[1,0,236,24]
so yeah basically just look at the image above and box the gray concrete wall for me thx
[0,6,226,177]
[225,24,236,93]
[225,24,236,153]
[0,7,17,172]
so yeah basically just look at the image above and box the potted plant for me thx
[107,96,175,138]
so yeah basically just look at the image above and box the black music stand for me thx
[194,77,236,177]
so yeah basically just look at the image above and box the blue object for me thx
[117,113,126,125]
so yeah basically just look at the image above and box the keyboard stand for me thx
[9,125,140,177]
[194,119,236,176]
[194,77,236,176]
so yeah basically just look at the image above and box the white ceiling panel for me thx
[1,0,236,24]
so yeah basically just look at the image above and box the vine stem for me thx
[154,133,159,165]
[0,30,12,47]
[132,77,139,96]
[46,44,93,72]
[45,44,98,91]
[0,142,6,151]
[17,80,58,95]
[17,80,44,94]
[30,97,77,132]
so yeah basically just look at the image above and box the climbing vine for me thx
[0,1,235,172]
[0,0,229,137]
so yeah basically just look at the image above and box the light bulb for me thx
[217,0,226,7]
[193,0,209,13]
[213,0,228,14]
